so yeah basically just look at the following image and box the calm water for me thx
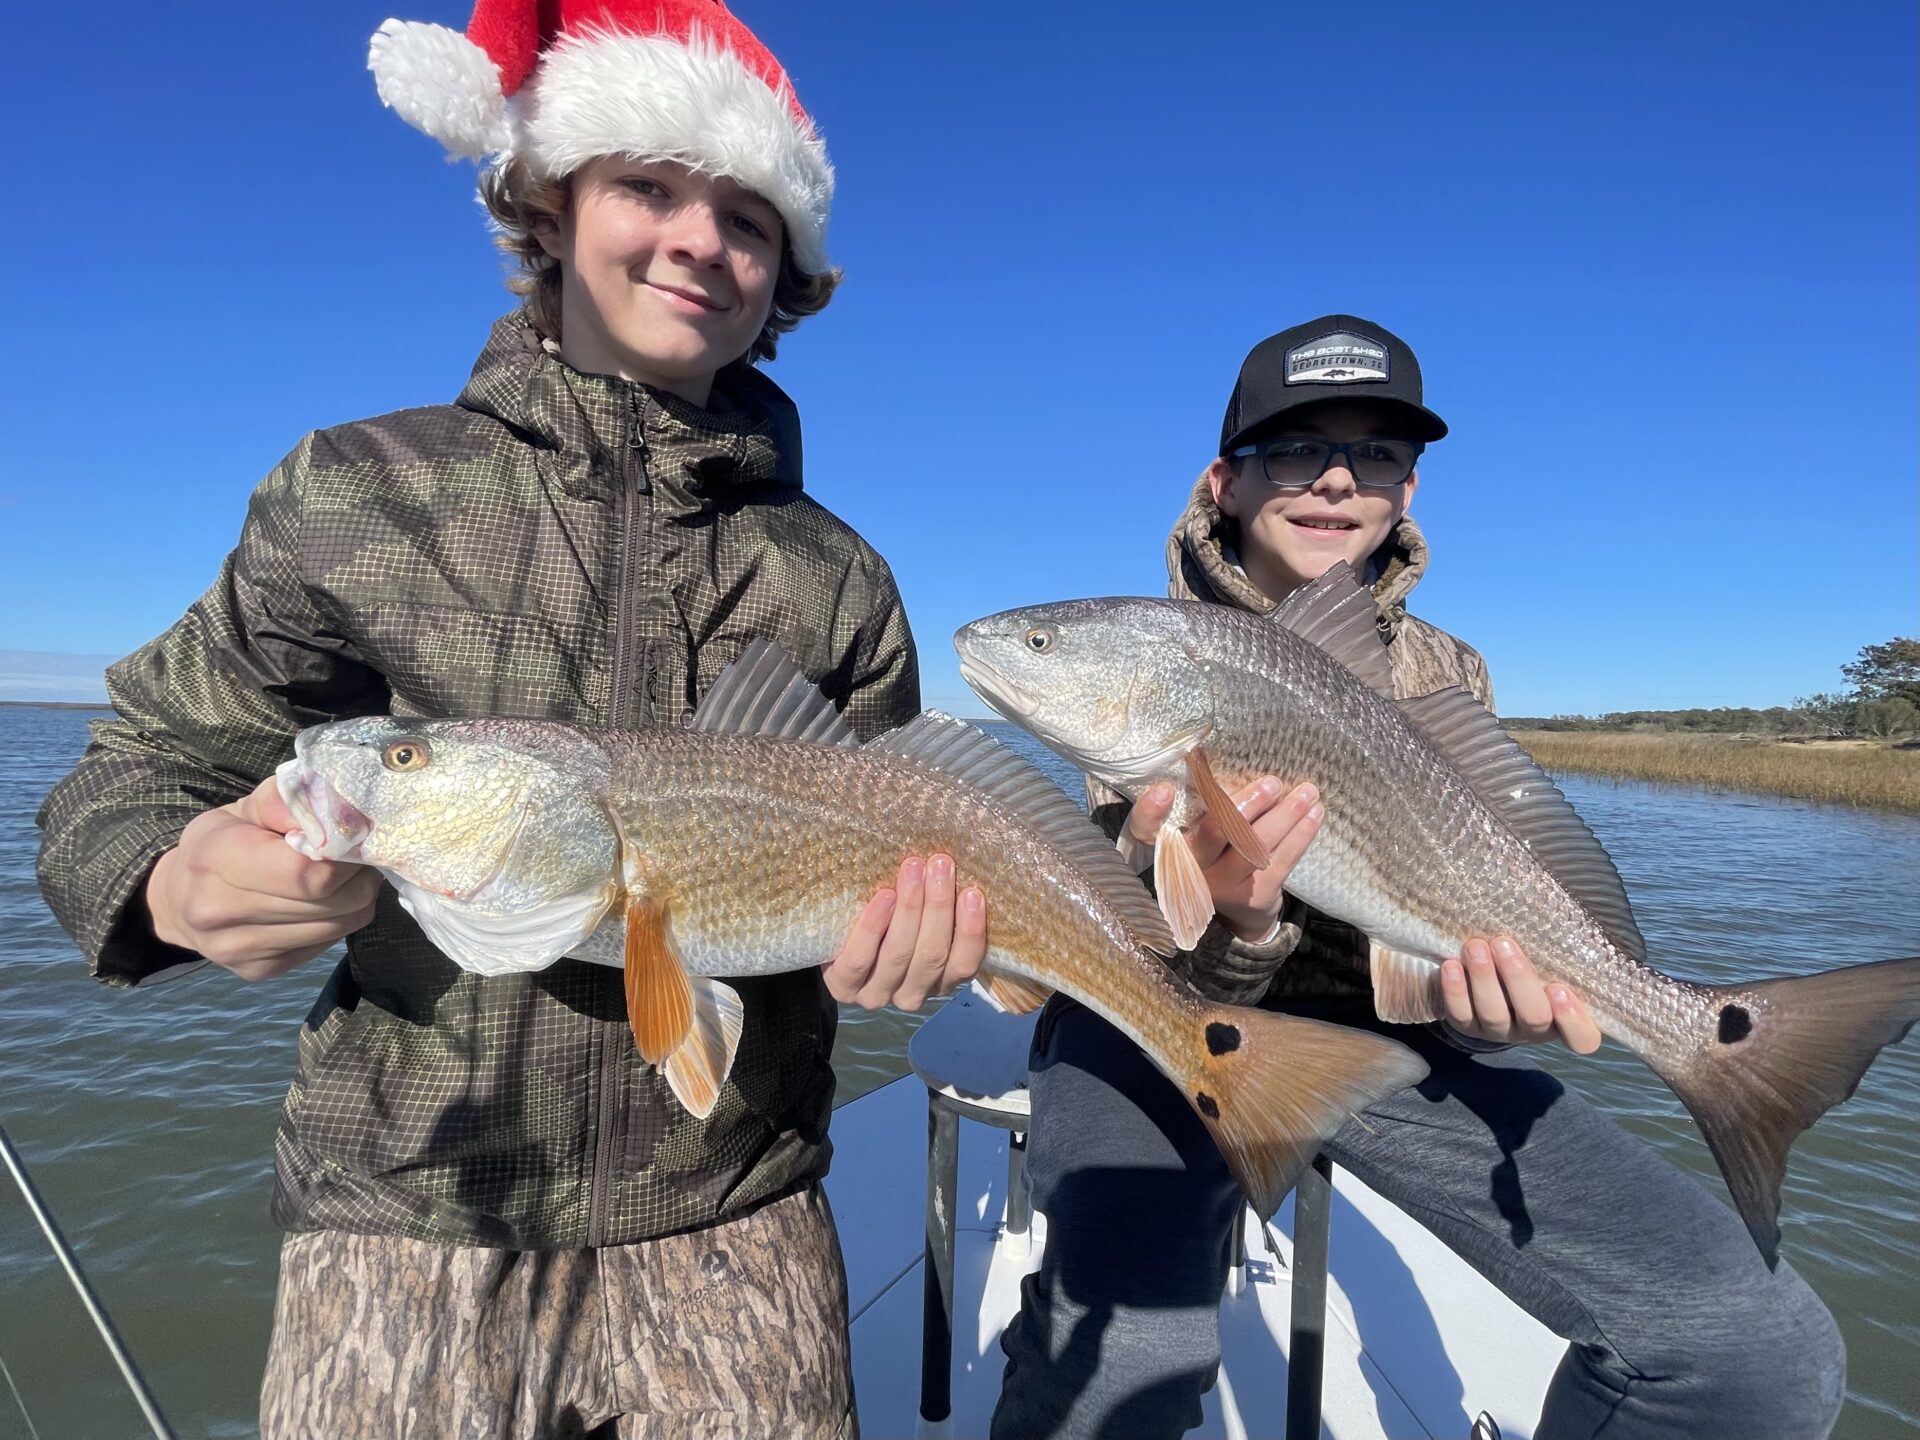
[2,705,1916,1439]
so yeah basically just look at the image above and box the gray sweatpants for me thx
[991,998,1845,1440]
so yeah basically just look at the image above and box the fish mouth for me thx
[956,656,1037,727]
[276,758,372,863]
[958,654,1171,780]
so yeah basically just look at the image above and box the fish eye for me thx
[1024,626,1057,654]
[383,739,431,772]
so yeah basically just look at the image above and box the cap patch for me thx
[1286,332,1389,386]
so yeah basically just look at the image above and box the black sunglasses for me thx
[1230,435,1422,490]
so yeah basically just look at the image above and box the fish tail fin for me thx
[1659,956,1920,1267]
[1185,1005,1428,1218]
[661,976,745,1120]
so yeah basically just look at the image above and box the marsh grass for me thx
[1509,731,1920,812]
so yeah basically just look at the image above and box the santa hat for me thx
[368,0,834,273]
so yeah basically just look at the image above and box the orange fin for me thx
[1369,941,1448,1024]
[1186,747,1270,871]
[1186,1005,1428,1217]
[624,895,693,1065]
[1153,824,1215,951]
[1661,955,1920,1265]
[662,977,745,1119]
[976,969,1053,1016]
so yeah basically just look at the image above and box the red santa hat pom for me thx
[368,1,834,274]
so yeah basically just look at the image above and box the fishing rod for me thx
[0,1118,178,1440]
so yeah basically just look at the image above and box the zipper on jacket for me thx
[626,389,652,493]
[628,390,659,726]
[607,391,651,728]
[588,389,652,1246]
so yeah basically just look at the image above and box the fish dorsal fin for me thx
[1395,686,1648,964]
[1268,562,1396,697]
[689,639,860,748]
[869,713,1178,956]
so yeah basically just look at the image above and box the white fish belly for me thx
[1285,834,1459,963]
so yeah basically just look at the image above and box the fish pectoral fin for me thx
[623,895,695,1065]
[1153,825,1216,951]
[1185,747,1271,871]
[662,977,745,1120]
[975,970,1054,1016]
[1369,941,1449,1024]
[621,896,744,1119]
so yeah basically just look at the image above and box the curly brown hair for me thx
[478,158,840,365]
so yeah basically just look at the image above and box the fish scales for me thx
[953,581,1920,1262]
[602,728,1198,1050]
[1182,616,1686,1046]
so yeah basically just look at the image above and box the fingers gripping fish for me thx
[275,641,1430,1219]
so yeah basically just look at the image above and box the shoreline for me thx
[11,704,1915,812]
[1511,730,1920,813]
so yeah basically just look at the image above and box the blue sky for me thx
[1,1,1913,715]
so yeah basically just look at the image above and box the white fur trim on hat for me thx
[368,20,513,160]
[524,28,834,272]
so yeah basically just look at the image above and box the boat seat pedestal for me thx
[907,990,1038,1426]
[903,988,1330,1435]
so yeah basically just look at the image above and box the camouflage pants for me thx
[259,1185,856,1440]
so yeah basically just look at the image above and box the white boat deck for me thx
[826,1076,1566,1440]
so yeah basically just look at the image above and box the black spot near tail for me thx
[1205,1022,1241,1056]
[1195,1091,1220,1119]
[1718,1004,1753,1044]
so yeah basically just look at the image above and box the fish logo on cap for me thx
[1285,332,1389,385]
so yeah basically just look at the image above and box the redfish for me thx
[954,564,1920,1263]
[277,641,1427,1216]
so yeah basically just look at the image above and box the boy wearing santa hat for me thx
[36,4,977,1435]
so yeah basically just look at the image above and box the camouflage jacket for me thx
[1088,473,1494,1008]
[36,313,919,1249]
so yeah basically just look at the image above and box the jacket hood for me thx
[1165,470,1430,637]
[455,312,805,513]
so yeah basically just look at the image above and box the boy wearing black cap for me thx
[991,317,1846,1440]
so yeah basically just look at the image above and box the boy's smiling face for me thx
[539,157,784,405]
[1209,401,1420,601]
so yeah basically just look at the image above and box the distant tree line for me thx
[1505,706,1832,735]
[1507,637,1919,739]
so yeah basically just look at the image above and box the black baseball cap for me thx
[1219,314,1448,455]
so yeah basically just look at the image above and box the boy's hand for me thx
[825,854,987,1011]
[1124,778,1323,943]
[145,776,384,981]
[1440,938,1602,1053]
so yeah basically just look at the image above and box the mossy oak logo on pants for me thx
[1285,331,1389,385]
